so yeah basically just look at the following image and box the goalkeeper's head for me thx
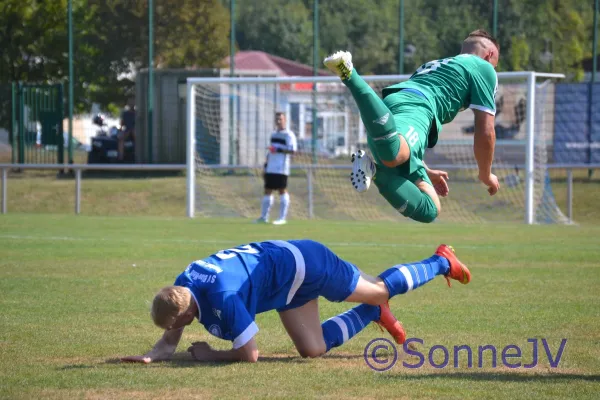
[461,29,500,68]
[151,286,197,330]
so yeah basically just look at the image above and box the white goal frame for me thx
[186,72,565,223]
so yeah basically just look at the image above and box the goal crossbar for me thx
[186,72,565,85]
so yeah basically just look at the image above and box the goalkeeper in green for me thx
[324,29,501,223]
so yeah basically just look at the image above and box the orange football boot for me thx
[375,302,407,344]
[435,244,471,287]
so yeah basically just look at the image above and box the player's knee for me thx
[298,344,327,358]
[410,193,439,223]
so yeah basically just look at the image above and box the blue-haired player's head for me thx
[151,286,197,330]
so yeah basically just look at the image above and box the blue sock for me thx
[378,255,450,298]
[321,304,380,352]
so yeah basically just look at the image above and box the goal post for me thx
[186,71,566,224]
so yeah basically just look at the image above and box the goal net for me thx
[186,73,569,224]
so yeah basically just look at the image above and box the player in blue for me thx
[122,239,471,363]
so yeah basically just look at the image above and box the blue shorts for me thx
[276,240,361,312]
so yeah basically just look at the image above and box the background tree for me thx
[236,0,313,64]
[0,0,67,83]
[1,0,597,120]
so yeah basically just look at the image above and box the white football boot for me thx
[323,51,353,80]
[272,219,287,225]
[350,150,376,193]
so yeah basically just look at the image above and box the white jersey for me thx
[265,129,297,176]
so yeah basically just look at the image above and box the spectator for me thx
[118,97,135,162]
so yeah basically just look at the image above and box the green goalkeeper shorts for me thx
[366,90,435,186]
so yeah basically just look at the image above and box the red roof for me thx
[223,51,331,76]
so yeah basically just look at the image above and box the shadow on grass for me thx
[61,352,364,370]
[382,371,600,383]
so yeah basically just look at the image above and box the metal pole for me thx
[524,72,536,224]
[593,0,598,84]
[75,168,81,215]
[590,0,598,179]
[11,83,16,164]
[18,83,24,164]
[58,84,65,166]
[229,0,236,165]
[148,0,154,163]
[566,169,573,223]
[492,0,498,38]
[311,0,319,165]
[68,0,74,164]
[398,0,404,74]
[1,168,6,214]
[186,81,196,218]
[307,167,314,219]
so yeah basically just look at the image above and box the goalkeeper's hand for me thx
[268,146,285,154]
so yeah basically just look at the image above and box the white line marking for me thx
[0,234,595,251]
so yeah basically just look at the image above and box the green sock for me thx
[344,69,400,162]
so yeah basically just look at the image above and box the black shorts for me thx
[264,173,288,190]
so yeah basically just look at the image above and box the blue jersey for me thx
[174,239,360,349]
[174,240,301,348]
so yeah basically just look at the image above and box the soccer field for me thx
[1,214,599,399]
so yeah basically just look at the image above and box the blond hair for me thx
[150,286,192,329]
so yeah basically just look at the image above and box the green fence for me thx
[10,84,64,165]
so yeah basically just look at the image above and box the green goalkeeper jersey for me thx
[382,54,498,147]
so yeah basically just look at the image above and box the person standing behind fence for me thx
[118,97,136,162]
[255,112,297,225]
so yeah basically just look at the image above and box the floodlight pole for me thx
[148,0,154,163]
[398,0,404,74]
[492,0,498,37]
[311,0,319,165]
[593,0,598,84]
[229,0,236,166]
[68,0,74,164]
[589,0,598,178]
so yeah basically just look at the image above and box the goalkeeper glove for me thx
[269,146,285,153]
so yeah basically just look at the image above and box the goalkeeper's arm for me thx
[269,144,295,154]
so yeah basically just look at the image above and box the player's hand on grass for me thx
[479,173,500,195]
[187,341,212,361]
[121,355,153,364]
[426,169,450,197]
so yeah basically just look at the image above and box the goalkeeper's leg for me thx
[324,51,405,165]
[373,166,440,223]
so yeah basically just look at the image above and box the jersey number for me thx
[404,126,419,147]
[215,245,259,260]
[416,58,452,75]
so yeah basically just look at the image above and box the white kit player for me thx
[256,112,297,225]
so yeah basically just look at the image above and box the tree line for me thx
[0,0,596,113]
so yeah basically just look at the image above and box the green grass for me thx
[2,168,600,223]
[1,214,599,399]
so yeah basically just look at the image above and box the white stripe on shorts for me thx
[267,240,306,305]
